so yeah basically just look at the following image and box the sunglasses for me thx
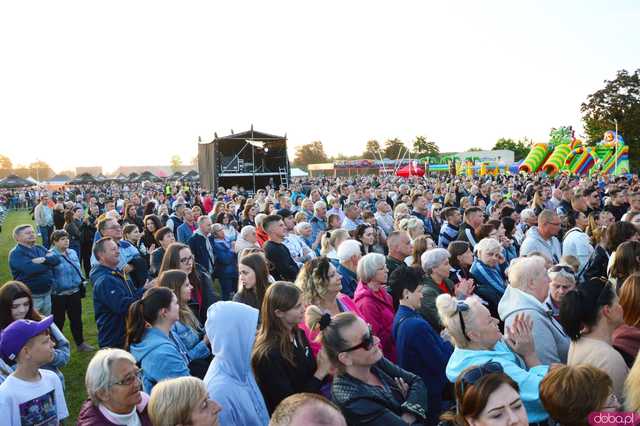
[460,362,503,395]
[457,301,471,341]
[342,325,375,353]
[549,265,574,274]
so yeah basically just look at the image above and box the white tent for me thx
[290,168,309,177]
[25,176,39,185]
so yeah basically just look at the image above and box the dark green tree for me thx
[492,138,533,161]
[383,138,406,159]
[362,140,381,159]
[412,136,439,158]
[581,69,640,169]
[293,141,329,166]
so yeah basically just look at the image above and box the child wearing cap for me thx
[0,316,69,425]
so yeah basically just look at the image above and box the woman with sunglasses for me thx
[439,362,528,426]
[389,266,453,425]
[306,309,428,425]
[437,293,550,424]
[560,277,629,401]
[252,282,332,414]
[545,262,576,322]
[498,256,570,364]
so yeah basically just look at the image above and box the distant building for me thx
[112,165,196,178]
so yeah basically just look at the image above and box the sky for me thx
[1,0,639,173]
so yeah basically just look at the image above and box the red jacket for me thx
[77,399,153,426]
[256,227,269,247]
[353,281,397,362]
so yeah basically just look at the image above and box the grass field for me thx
[1,210,95,424]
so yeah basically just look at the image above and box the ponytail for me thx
[559,278,616,341]
[125,287,174,349]
[304,305,357,373]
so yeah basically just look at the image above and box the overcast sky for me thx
[1,0,638,173]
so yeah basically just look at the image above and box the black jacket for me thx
[332,357,428,425]
[264,240,299,281]
[254,330,322,414]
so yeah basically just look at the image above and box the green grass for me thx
[1,210,95,424]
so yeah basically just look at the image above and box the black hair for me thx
[559,278,617,341]
[388,265,422,311]
[501,216,516,239]
[125,287,174,348]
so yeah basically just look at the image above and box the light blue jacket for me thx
[130,327,191,393]
[498,286,570,364]
[51,247,83,295]
[446,340,549,423]
[171,320,210,361]
[204,302,270,426]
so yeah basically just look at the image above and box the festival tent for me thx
[168,171,184,180]
[290,168,309,177]
[395,164,425,177]
[0,175,33,188]
[69,173,98,185]
[127,172,140,182]
[49,175,70,184]
[25,176,40,185]
[135,171,162,182]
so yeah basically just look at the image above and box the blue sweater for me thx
[90,264,145,348]
[176,222,195,244]
[213,238,238,278]
[130,327,191,393]
[393,305,453,425]
[9,244,61,294]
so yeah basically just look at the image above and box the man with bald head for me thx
[520,209,562,263]
[386,231,413,275]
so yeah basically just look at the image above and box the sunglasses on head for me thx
[460,361,504,395]
[549,264,574,274]
[342,325,375,353]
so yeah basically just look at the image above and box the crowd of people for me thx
[1,173,640,425]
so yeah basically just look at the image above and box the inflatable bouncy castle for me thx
[520,127,629,176]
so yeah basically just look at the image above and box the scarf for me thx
[471,260,505,295]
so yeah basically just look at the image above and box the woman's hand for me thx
[505,313,539,365]
[395,377,409,398]
[454,278,475,298]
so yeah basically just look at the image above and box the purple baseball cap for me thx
[0,315,54,362]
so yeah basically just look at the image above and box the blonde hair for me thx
[320,229,349,256]
[507,256,546,291]
[626,355,640,412]
[436,294,484,348]
[148,376,208,426]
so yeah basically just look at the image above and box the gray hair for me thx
[337,239,362,263]
[421,248,450,273]
[197,215,211,226]
[313,200,327,212]
[85,348,137,405]
[507,256,546,290]
[13,224,33,240]
[240,225,256,239]
[475,237,502,256]
[357,253,386,283]
[255,213,267,227]
[294,222,311,234]
[548,264,576,285]
[520,208,536,220]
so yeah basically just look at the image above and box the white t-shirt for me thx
[0,369,68,426]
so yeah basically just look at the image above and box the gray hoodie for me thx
[498,286,569,364]
[519,226,561,263]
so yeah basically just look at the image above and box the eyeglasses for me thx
[460,362,503,396]
[112,369,143,386]
[180,255,194,264]
[341,325,375,353]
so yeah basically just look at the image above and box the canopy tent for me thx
[395,163,425,177]
[290,168,309,177]
[135,171,162,182]
[0,175,33,188]
[168,171,184,180]
[185,170,198,177]
[127,172,140,182]
[49,174,70,184]
[25,176,40,185]
[69,173,98,185]
[183,173,199,182]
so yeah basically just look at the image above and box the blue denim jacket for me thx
[51,248,83,295]
[172,320,210,361]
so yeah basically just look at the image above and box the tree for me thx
[170,155,182,172]
[28,160,54,180]
[0,154,12,170]
[492,137,533,161]
[362,140,381,159]
[412,136,439,158]
[467,147,484,152]
[383,138,407,159]
[581,69,640,169]
[293,141,329,166]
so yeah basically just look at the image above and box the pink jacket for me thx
[300,293,363,357]
[353,281,397,362]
